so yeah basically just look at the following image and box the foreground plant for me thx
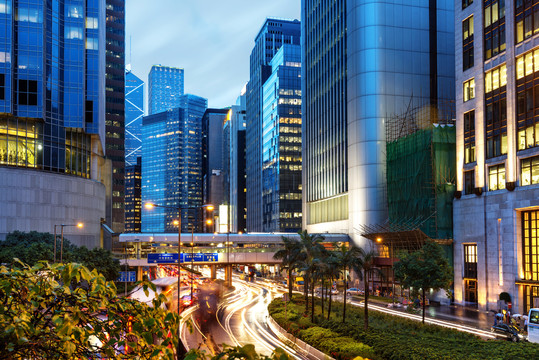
[0,260,178,359]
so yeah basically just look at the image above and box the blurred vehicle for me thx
[346,288,364,296]
[528,308,539,343]
[331,289,339,295]
[255,271,262,277]
[491,323,523,342]
[181,295,195,307]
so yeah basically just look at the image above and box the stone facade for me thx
[454,185,539,313]
[0,167,106,249]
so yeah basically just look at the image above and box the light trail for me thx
[349,300,496,339]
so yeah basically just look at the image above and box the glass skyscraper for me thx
[141,94,207,233]
[125,69,144,166]
[0,0,106,247]
[148,65,184,115]
[246,18,300,232]
[262,45,302,232]
[105,0,125,249]
[302,0,455,246]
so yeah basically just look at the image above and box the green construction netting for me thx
[386,125,456,243]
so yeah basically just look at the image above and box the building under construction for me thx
[359,101,456,298]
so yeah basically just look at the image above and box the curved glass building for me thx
[0,0,106,247]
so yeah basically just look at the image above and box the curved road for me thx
[182,278,311,359]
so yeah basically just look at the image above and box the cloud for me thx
[126,0,300,110]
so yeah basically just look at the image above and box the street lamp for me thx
[376,237,395,304]
[144,202,213,310]
[54,222,83,263]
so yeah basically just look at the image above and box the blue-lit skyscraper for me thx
[148,65,184,115]
[0,0,106,247]
[246,18,300,232]
[262,45,302,232]
[141,94,207,233]
[125,69,144,166]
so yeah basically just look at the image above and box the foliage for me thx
[0,231,120,281]
[0,260,178,359]
[273,236,303,300]
[269,296,539,360]
[393,241,453,323]
[299,327,376,360]
[185,344,292,360]
[350,249,382,331]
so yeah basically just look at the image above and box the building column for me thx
[225,264,232,287]
[137,266,143,281]
[210,265,216,280]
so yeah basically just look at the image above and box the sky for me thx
[125,0,301,111]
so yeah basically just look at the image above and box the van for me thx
[528,308,539,343]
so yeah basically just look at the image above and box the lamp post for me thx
[144,202,213,359]
[55,223,83,263]
[376,237,395,304]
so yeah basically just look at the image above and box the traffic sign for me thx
[118,271,136,282]
[148,253,178,264]
[147,253,218,264]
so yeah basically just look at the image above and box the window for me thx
[464,79,475,101]
[464,244,477,279]
[521,155,539,186]
[85,100,93,123]
[464,170,475,195]
[18,80,38,106]
[464,111,476,164]
[463,16,474,71]
[488,164,506,190]
[463,0,473,9]
[522,211,539,285]
[516,0,539,44]
[516,49,539,150]
[484,0,506,60]
[0,73,4,100]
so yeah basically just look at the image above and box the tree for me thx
[393,240,453,323]
[296,230,325,317]
[0,260,178,359]
[323,253,342,320]
[0,231,120,281]
[351,249,382,331]
[333,243,365,323]
[273,236,302,300]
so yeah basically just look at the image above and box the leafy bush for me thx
[269,297,539,360]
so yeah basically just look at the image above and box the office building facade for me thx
[0,0,106,247]
[262,44,302,232]
[246,18,301,232]
[202,108,229,214]
[125,69,144,166]
[125,157,141,233]
[141,95,207,233]
[105,0,125,249]
[148,65,184,115]
[454,0,539,314]
[302,0,455,247]
[225,89,247,233]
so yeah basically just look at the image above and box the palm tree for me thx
[325,253,342,320]
[273,236,302,300]
[296,230,325,316]
[351,249,383,331]
[334,243,366,323]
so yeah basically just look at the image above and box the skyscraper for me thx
[225,88,247,234]
[246,18,301,232]
[0,0,106,247]
[125,69,144,166]
[302,0,455,246]
[105,0,126,249]
[202,108,229,225]
[125,157,141,233]
[262,44,302,232]
[141,95,207,233]
[148,65,184,115]
[454,0,539,315]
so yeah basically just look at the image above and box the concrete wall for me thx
[453,184,539,314]
[0,167,106,248]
